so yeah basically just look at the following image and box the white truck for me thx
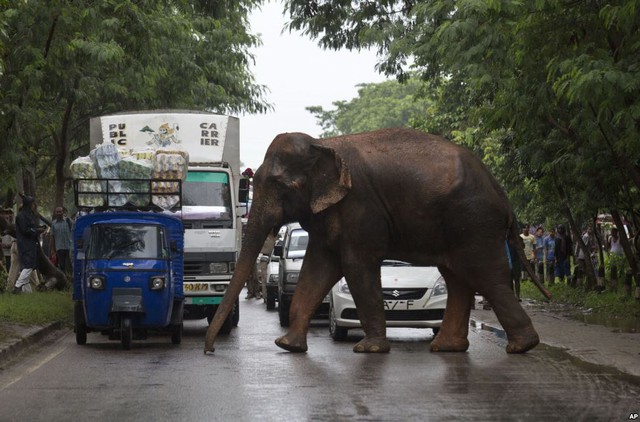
[89,110,243,332]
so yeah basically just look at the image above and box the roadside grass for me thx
[521,281,640,318]
[0,291,74,326]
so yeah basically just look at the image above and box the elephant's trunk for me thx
[204,214,273,353]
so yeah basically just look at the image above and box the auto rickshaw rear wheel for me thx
[121,317,133,350]
[74,302,87,345]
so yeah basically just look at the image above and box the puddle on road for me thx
[572,311,640,333]
[526,300,640,333]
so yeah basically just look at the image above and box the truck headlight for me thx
[432,276,448,296]
[285,272,299,284]
[88,276,105,290]
[209,262,228,274]
[150,276,166,290]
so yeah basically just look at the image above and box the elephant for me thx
[205,127,550,354]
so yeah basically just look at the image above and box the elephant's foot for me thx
[505,325,539,354]
[430,335,469,352]
[275,334,308,353]
[353,336,390,353]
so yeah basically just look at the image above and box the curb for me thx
[0,322,63,366]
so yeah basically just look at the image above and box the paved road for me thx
[0,296,638,421]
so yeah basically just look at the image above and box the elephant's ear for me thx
[309,144,352,214]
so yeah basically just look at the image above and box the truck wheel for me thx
[266,291,276,310]
[171,323,183,345]
[278,297,290,327]
[74,302,87,345]
[121,317,133,350]
[329,301,348,341]
[232,298,239,327]
[219,313,233,334]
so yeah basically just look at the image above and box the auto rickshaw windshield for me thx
[87,224,166,260]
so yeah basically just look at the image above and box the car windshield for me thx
[87,224,165,259]
[287,230,308,259]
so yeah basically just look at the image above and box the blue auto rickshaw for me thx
[72,180,184,349]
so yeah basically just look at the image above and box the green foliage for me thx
[0,291,74,326]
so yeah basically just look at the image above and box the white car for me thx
[329,260,448,340]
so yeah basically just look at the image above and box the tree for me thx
[306,77,430,137]
[0,0,269,212]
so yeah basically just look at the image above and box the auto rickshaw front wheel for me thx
[121,317,133,350]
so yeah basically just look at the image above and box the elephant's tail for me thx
[507,214,552,300]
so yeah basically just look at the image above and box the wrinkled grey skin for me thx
[205,128,548,355]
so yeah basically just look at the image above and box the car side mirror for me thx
[273,244,283,258]
[170,240,180,253]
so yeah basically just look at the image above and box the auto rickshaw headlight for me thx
[88,276,105,290]
[150,276,166,290]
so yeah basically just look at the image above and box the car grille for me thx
[340,308,444,322]
[382,288,427,300]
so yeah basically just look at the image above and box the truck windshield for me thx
[183,171,231,212]
[87,224,166,260]
[287,230,308,259]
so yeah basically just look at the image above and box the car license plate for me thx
[384,300,416,310]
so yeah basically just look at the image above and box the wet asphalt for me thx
[0,294,638,421]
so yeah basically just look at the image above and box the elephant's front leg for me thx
[275,246,342,353]
[342,261,390,353]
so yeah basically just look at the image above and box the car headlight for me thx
[285,272,299,284]
[268,274,278,283]
[209,262,228,274]
[432,276,448,296]
[338,279,351,294]
[150,276,165,290]
[88,275,105,290]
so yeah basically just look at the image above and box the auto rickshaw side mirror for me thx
[273,244,283,258]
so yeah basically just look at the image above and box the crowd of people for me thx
[1,196,73,294]
[513,222,630,297]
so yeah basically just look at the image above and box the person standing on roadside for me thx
[607,227,625,291]
[544,228,557,285]
[520,224,536,281]
[534,226,545,283]
[14,195,45,294]
[50,206,73,277]
[554,224,573,284]
[1,231,14,271]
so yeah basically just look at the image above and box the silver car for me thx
[329,260,448,340]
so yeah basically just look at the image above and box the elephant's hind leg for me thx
[430,267,472,353]
[486,284,539,353]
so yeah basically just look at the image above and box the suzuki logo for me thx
[392,290,400,297]
[208,230,221,238]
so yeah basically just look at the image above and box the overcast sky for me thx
[238,1,387,170]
